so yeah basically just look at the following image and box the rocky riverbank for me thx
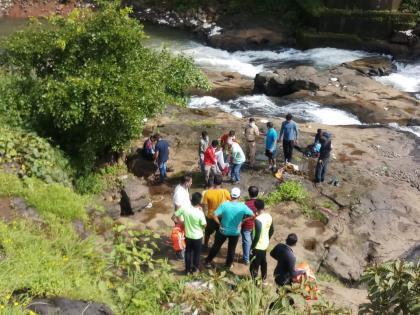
[108,104,419,313]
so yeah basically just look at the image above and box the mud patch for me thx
[343,143,356,148]
[351,150,366,156]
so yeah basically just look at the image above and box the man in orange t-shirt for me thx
[202,174,231,248]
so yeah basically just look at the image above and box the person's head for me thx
[211,140,219,148]
[248,186,259,199]
[228,130,236,137]
[150,135,157,142]
[249,117,255,125]
[286,114,293,121]
[191,192,202,207]
[286,233,298,247]
[254,199,265,213]
[317,129,322,135]
[231,187,241,200]
[181,173,193,188]
[154,133,161,140]
[202,131,208,139]
[214,174,223,187]
[266,122,273,129]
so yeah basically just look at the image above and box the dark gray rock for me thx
[120,177,151,215]
[254,66,325,96]
[27,297,114,315]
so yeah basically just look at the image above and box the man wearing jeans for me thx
[205,187,254,269]
[154,134,169,182]
[279,114,299,163]
[230,141,246,184]
[241,186,259,265]
[315,132,332,183]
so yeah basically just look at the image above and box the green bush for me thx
[0,125,72,186]
[360,260,420,315]
[0,220,111,308]
[264,181,308,205]
[400,0,420,12]
[0,172,88,221]
[1,0,209,170]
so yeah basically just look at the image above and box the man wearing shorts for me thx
[265,122,278,170]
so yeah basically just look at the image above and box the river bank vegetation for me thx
[0,1,419,314]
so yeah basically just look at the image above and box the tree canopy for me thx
[1,1,208,170]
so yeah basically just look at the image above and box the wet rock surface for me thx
[254,60,420,124]
[120,177,151,215]
[131,106,420,289]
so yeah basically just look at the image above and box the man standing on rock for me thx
[173,192,207,274]
[244,118,260,168]
[315,132,332,184]
[202,175,231,249]
[204,187,254,270]
[265,122,278,170]
[204,140,220,187]
[154,133,170,182]
[198,131,209,176]
[241,186,259,265]
[279,114,299,163]
[230,141,246,184]
[173,173,193,212]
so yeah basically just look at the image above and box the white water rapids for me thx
[144,24,419,134]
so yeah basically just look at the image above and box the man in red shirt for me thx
[241,186,259,264]
[204,140,219,187]
[220,130,236,162]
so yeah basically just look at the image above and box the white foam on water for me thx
[188,95,361,125]
[376,62,420,93]
[388,123,420,138]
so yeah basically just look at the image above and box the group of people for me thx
[171,173,305,286]
[197,113,333,185]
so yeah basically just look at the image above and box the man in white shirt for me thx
[173,173,193,211]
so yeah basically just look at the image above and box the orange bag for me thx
[293,262,319,300]
[171,224,186,252]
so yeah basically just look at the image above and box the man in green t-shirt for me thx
[173,192,206,274]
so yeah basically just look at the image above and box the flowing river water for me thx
[1,18,419,135]
[143,23,420,136]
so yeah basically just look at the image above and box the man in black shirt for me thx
[154,134,170,182]
[315,132,332,183]
[270,233,305,286]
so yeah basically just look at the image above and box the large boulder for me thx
[207,27,289,51]
[342,56,396,76]
[120,177,151,216]
[27,297,114,315]
[254,66,327,96]
[191,70,254,100]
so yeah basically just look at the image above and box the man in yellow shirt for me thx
[202,175,231,248]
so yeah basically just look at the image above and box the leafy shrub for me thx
[0,172,88,221]
[74,172,104,195]
[264,181,308,205]
[1,0,209,170]
[0,125,72,186]
[0,220,111,307]
[360,260,420,315]
[400,0,420,12]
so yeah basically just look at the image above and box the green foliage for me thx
[75,163,127,194]
[400,0,420,12]
[264,181,308,205]
[1,1,208,170]
[0,125,72,186]
[360,260,420,315]
[105,226,181,314]
[0,172,88,221]
[0,219,111,307]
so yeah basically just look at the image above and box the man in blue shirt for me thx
[204,187,254,269]
[154,133,169,182]
[265,122,278,170]
[279,113,299,163]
